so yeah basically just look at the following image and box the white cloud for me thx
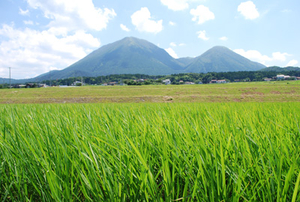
[165,48,178,58]
[272,52,289,62]
[238,1,260,20]
[19,8,30,16]
[179,43,186,46]
[197,30,209,41]
[120,24,130,32]
[24,20,34,25]
[160,0,189,11]
[26,0,116,31]
[170,42,177,47]
[286,60,298,67]
[131,7,163,34]
[219,36,228,41]
[190,5,215,24]
[0,24,100,79]
[234,49,291,66]
[169,21,176,26]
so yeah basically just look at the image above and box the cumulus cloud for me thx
[219,36,228,41]
[0,24,100,79]
[0,0,118,79]
[238,1,260,20]
[131,7,163,34]
[169,21,176,26]
[170,42,177,47]
[165,48,178,58]
[120,24,130,32]
[24,20,34,25]
[19,8,30,16]
[234,49,291,66]
[286,60,298,67]
[190,5,215,24]
[26,0,116,31]
[160,0,189,11]
[197,30,209,40]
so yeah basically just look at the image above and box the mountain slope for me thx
[176,57,195,67]
[48,37,185,79]
[185,46,265,73]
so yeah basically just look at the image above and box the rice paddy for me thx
[1,102,300,201]
[1,80,300,104]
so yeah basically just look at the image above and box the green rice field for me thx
[1,102,300,201]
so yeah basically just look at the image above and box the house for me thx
[297,77,300,80]
[108,82,117,86]
[277,75,292,80]
[276,75,285,80]
[210,80,227,84]
[216,80,227,84]
[72,81,83,86]
[38,84,47,88]
[162,79,171,85]
[102,83,108,86]
[263,78,272,81]
[185,82,195,85]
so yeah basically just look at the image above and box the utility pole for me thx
[50,71,52,87]
[9,67,11,89]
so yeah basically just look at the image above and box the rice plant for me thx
[0,102,300,201]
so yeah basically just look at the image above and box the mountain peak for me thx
[185,45,265,73]
[209,46,230,51]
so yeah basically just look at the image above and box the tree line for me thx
[1,70,299,88]
[40,70,300,86]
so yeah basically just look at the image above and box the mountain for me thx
[44,37,185,80]
[4,37,270,82]
[185,46,265,73]
[260,66,300,72]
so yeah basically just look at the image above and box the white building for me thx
[162,79,171,85]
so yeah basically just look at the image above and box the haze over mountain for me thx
[1,37,273,83]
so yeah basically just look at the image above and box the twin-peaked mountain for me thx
[17,37,267,81]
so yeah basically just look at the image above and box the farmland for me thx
[1,81,300,201]
[1,80,300,104]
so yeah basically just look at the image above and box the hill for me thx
[185,46,265,73]
[260,66,300,72]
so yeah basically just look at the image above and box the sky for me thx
[0,0,299,79]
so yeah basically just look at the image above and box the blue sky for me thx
[0,0,299,79]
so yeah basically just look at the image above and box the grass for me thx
[1,102,300,201]
[0,80,300,104]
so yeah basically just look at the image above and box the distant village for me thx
[7,74,300,88]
